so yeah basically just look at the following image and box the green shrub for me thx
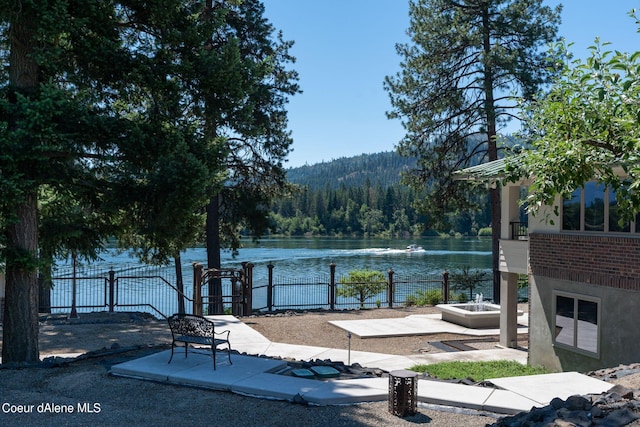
[478,227,492,237]
[405,295,417,306]
[422,289,443,306]
[405,289,443,306]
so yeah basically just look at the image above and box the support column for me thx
[500,272,519,348]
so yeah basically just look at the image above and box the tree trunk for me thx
[2,192,40,364]
[3,11,41,364]
[481,3,501,303]
[205,195,223,314]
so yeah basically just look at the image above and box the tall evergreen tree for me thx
[0,1,224,364]
[194,0,299,312]
[384,0,561,300]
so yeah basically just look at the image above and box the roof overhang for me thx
[453,157,530,187]
[453,158,508,182]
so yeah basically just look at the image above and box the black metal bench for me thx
[167,313,232,370]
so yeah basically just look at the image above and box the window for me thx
[610,189,631,232]
[562,184,634,233]
[584,182,605,231]
[554,292,600,356]
[562,189,580,231]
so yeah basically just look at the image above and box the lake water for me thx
[52,237,493,314]
[63,237,492,280]
[229,237,491,279]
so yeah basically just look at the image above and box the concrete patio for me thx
[110,314,613,415]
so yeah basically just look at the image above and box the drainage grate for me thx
[428,341,460,352]
[428,340,477,352]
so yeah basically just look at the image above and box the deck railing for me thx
[510,221,529,240]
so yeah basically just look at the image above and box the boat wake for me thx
[356,247,426,255]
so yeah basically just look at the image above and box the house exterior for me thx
[457,159,640,372]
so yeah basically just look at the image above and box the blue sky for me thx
[262,1,640,168]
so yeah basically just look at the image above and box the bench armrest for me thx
[214,329,230,340]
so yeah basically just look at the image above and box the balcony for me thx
[499,239,528,274]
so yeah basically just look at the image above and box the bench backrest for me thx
[167,314,214,337]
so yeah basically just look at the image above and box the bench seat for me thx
[167,313,232,370]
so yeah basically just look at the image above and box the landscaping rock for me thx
[490,364,640,426]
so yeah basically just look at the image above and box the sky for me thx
[261,1,640,168]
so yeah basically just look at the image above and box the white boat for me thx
[406,244,424,252]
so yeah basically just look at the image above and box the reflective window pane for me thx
[577,300,598,353]
[562,188,581,231]
[609,188,630,232]
[555,295,575,346]
[584,182,605,231]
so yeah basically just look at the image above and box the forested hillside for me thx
[269,151,491,237]
[285,151,415,190]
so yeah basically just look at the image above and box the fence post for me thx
[232,274,243,316]
[329,262,336,310]
[267,263,274,312]
[387,268,394,308]
[242,262,253,315]
[38,274,51,314]
[193,263,203,316]
[108,269,115,312]
[442,271,449,303]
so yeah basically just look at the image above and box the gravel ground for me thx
[0,307,525,426]
[244,306,529,354]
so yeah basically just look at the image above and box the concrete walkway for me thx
[110,314,612,415]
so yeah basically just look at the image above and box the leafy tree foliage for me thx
[517,29,640,220]
[338,270,387,309]
[384,0,561,300]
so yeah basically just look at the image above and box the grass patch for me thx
[410,360,548,382]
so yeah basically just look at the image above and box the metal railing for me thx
[42,261,524,318]
[46,264,191,319]
[510,221,529,240]
[253,264,454,311]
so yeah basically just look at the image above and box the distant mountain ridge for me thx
[286,151,416,190]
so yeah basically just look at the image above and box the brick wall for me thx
[529,233,640,290]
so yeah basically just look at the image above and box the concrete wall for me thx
[499,240,528,274]
[528,196,561,234]
[529,275,640,372]
[528,233,640,372]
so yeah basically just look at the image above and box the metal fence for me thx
[46,264,191,319]
[42,262,525,318]
[252,264,452,311]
